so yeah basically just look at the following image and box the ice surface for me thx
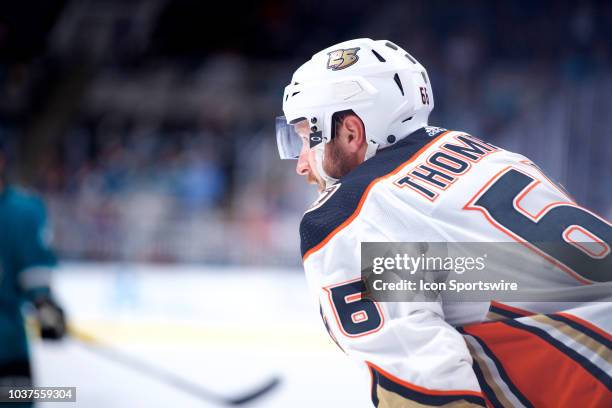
[31,262,372,407]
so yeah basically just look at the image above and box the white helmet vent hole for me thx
[421,72,428,84]
[402,116,413,123]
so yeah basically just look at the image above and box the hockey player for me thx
[0,142,66,406]
[276,38,611,407]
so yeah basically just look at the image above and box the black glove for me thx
[33,297,66,340]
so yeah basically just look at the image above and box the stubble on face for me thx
[323,139,353,180]
[308,168,325,191]
[305,149,326,192]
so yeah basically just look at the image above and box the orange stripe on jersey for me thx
[463,321,611,407]
[302,131,450,262]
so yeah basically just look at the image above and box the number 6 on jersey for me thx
[465,166,611,283]
[324,278,384,337]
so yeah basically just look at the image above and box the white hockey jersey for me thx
[299,127,612,407]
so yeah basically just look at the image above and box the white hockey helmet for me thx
[276,38,434,183]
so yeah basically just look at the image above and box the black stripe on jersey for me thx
[503,320,612,390]
[488,304,527,320]
[368,363,487,407]
[470,357,504,408]
[300,127,443,258]
[547,313,612,349]
[369,364,380,407]
[458,327,534,408]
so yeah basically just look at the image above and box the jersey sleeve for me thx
[302,202,485,407]
[15,196,57,300]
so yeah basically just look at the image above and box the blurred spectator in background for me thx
[0,0,610,266]
[0,141,66,405]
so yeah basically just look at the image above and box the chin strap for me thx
[314,148,338,188]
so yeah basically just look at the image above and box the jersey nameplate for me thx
[394,133,499,201]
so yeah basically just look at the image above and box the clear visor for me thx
[275,116,308,160]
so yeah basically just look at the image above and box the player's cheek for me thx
[308,151,321,178]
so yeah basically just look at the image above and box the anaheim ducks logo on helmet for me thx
[326,47,360,70]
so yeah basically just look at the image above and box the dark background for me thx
[1,0,610,265]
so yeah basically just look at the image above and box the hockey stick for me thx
[68,325,281,405]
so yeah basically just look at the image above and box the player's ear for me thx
[342,115,366,153]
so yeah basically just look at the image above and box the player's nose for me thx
[296,151,310,176]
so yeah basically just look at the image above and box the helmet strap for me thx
[314,147,339,188]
